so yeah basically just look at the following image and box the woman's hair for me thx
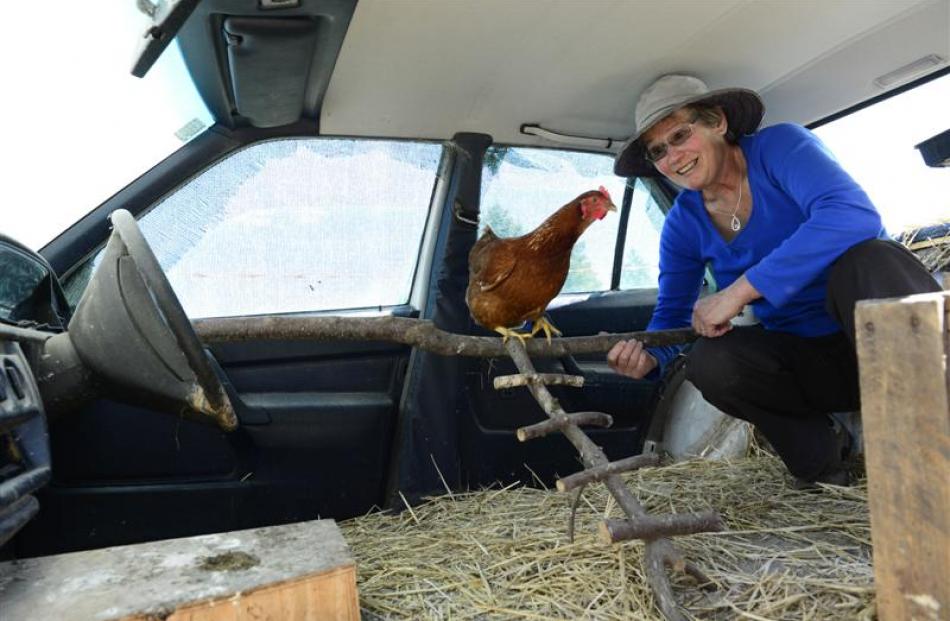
[684,103,741,144]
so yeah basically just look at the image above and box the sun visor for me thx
[223,16,322,128]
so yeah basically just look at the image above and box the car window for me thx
[480,147,662,294]
[812,72,950,236]
[64,138,442,319]
[619,178,666,289]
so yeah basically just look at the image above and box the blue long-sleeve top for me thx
[647,123,888,373]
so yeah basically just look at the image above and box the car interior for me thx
[1,0,948,561]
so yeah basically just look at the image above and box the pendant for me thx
[730,215,741,232]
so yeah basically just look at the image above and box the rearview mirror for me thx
[131,0,201,78]
[0,236,70,330]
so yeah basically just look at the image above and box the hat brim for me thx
[613,88,764,177]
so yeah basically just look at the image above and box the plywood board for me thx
[855,291,950,621]
[0,519,359,621]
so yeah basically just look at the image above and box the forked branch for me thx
[501,338,719,621]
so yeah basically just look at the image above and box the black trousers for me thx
[685,239,941,480]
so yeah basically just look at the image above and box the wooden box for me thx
[0,519,360,621]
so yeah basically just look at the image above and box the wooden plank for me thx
[133,566,359,621]
[854,291,950,621]
[0,519,360,621]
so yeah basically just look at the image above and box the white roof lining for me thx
[320,0,948,150]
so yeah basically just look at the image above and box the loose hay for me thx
[900,222,950,273]
[341,452,873,620]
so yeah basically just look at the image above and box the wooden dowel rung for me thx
[493,373,585,390]
[598,512,725,544]
[556,454,661,492]
[516,411,613,442]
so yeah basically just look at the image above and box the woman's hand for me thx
[607,339,658,379]
[692,275,761,338]
[691,291,743,337]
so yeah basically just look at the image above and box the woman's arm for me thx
[745,123,884,308]
[644,207,706,373]
[609,204,706,379]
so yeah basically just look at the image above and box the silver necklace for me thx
[708,180,743,232]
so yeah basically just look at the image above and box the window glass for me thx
[619,178,665,289]
[66,139,441,318]
[480,147,661,293]
[812,73,950,236]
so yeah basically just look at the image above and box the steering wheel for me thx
[109,209,237,430]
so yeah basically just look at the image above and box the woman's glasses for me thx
[644,119,698,163]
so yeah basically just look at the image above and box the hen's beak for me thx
[596,200,617,220]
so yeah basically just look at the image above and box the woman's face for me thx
[641,108,728,191]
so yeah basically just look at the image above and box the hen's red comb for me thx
[598,185,612,201]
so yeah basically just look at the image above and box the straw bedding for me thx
[341,450,873,620]
[900,222,950,273]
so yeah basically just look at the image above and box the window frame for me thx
[60,134,449,320]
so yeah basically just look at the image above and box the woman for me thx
[608,74,939,485]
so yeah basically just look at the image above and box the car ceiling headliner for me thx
[321,0,947,149]
[182,0,949,152]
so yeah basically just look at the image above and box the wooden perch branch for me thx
[516,411,613,442]
[501,337,719,621]
[556,454,661,492]
[194,315,696,357]
[599,512,725,544]
[190,313,710,621]
[493,373,584,389]
[645,538,716,592]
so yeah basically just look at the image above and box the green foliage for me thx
[563,240,602,292]
[480,202,525,238]
[483,146,509,176]
[619,246,655,290]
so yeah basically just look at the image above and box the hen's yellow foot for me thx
[494,326,530,346]
[529,317,562,344]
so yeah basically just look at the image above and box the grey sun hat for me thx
[614,74,765,177]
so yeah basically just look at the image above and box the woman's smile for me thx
[674,158,698,176]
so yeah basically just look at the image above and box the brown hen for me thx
[466,187,616,343]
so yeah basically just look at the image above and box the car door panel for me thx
[548,288,661,336]
[15,338,408,556]
[18,131,445,554]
